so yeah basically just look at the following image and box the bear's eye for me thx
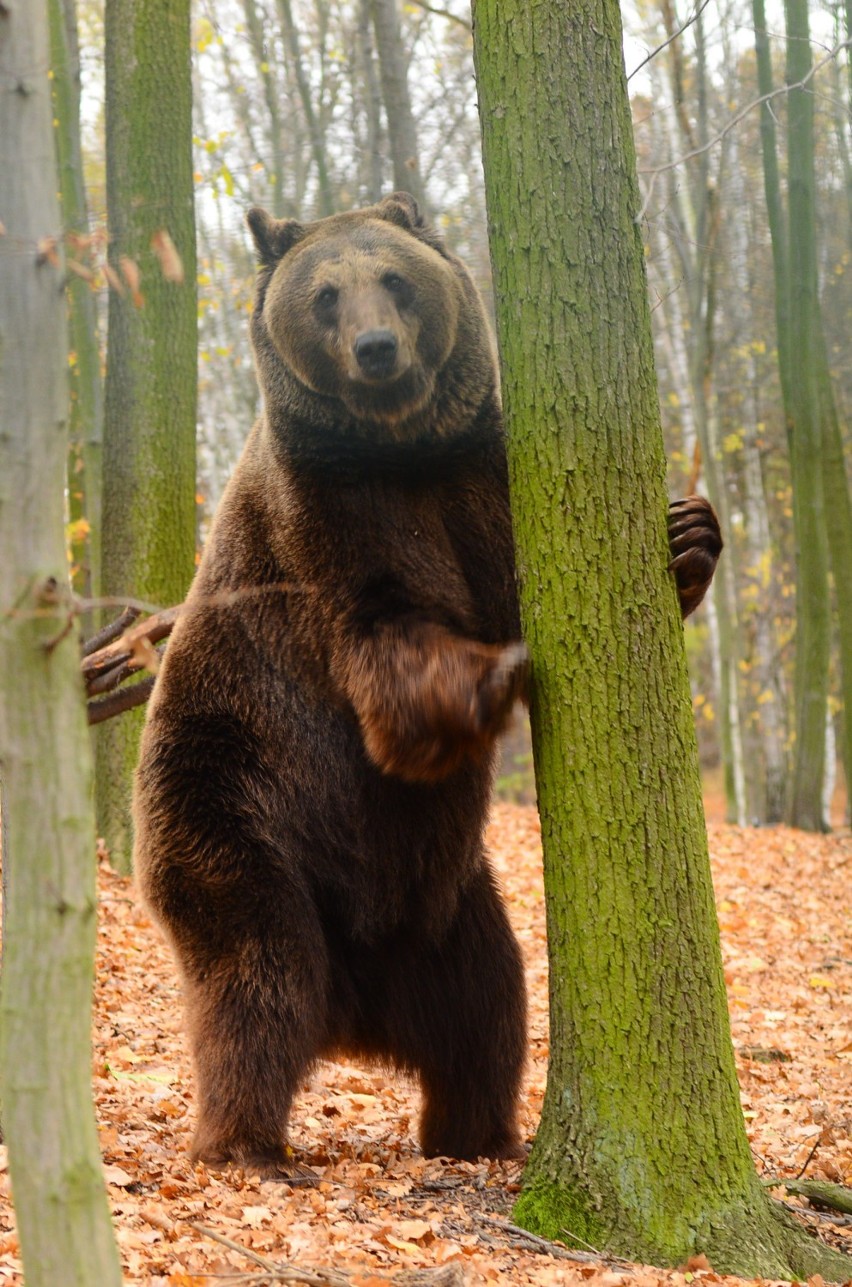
[315,285,338,310]
[382,273,407,294]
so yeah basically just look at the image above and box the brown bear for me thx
[133,192,721,1181]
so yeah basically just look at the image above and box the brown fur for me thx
[133,193,720,1180]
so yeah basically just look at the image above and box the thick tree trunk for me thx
[472,1,851,1276]
[0,3,122,1283]
[48,0,103,610]
[99,0,197,872]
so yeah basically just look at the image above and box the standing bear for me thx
[133,193,721,1180]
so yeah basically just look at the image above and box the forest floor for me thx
[0,801,849,1286]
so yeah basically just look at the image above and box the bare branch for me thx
[80,605,141,657]
[87,677,156,725]
[635,35,852,223]
[627,0,714,83]
[405,0,471,32]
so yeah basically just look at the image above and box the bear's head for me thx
[246,194,497,453]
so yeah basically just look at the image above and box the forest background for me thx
[64,0,852,834]
[2,0,852,1281]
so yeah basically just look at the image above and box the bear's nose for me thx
[354,329,398,379]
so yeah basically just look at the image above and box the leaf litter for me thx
[0,804,848,1285]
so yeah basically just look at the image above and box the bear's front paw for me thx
[361,636,529,783]
[475,640,529,733]
[667,495,723,618]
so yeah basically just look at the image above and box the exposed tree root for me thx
[765,1178,852,1217]
[513,1177,852,1282]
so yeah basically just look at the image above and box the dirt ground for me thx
[0,802,849,1286]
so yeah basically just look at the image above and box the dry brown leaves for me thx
[0,803,848,1286]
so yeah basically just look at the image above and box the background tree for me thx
[750,0,852,830]
[0,2,123,1282]
[48,0,103,611]
[473,0,852,1274]
[97,0,198,872]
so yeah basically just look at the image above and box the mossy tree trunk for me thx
[0,3,122,1283]
[48,0,103,613]
[99,0,197,872]
[472,2,852,1276]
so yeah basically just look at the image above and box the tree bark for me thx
[99,0,198,872]
[0,3,123,1282]
[472,1,852,1276]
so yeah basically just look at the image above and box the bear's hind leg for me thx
[182,908,330,1182]
[380,865,527,1161]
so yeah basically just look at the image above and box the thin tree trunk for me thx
[753,0,793,436]
[276,0,335,215]
[0,3,122,1282]
[99,0,197,872]
[472,0,851,1276]
[357,0,385,202]
[242,0,287,218]
[653,9,746,825]
[784,0,831,831]
[370,0,428,210]
[821,397,852,813]
[48,0,102,611]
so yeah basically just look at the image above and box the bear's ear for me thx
[375,191,423,232]
[247,207,303,266]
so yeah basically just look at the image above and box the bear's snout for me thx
[353,329,399,381]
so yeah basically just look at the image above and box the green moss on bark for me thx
[99,0,197,871]
[513,1180,605,1251]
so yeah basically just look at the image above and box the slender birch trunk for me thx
[0,3,122,1282]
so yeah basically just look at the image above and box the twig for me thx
[470,1213,631,1268]
[189,1222,350,1285]
[81,606,180,683]
[795,1134,822,1180]
[86,643,166,696]
[87,676,156,725]
[406,0,470,30]
[81,605,141,657]
[627,0,713,82]
[189,1224,466,1285]
[635,35,852,223]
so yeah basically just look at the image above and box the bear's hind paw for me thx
[192,1141,319,1186]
